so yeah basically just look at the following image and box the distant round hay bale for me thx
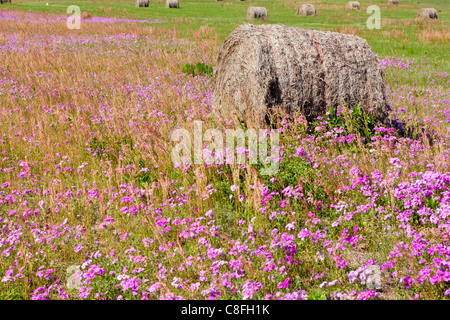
[166,0,179,8]
[417,8,438,19]
[297,4,316,16]
[388,0,398,4]
[81,12,91,20]
[345,1,360,10]
[213,24,389,125]
[247,7,268,20]
[136,0,149,7]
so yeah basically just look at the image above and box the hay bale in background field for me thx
[1,0,12,4]
[213,24,389,125]
[388,0,398,4]
[136,0,149,7]
[345,1,360,10]
[297,4,316,16]
[247,7,268,20]
[166,0,179,8]
[80,12,91,20]
[417,8,438,19]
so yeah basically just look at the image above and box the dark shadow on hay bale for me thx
[136,0,149,7]
[345,1,360,10]
[417,8,438,19]
[297,4,316,16]
[166,0,179,8]
[213,24,389,126]
[81,12,91,20]
[247,7,268,20]
[388,0,398,4]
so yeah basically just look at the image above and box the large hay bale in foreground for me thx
[166,0,179,8]
[345,1,360,10]
[213,24,389,125]
[388,0,398,4]
[247,7,268,20]
[297,4,316,16]
[136,0,149,7]
[417,8,438,19]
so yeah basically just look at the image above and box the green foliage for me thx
[308,289,328,300]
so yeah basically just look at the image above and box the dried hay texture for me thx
[136,0,149,7]
[297,4,316,16]
[388,0,398,4]
[247,7,268,20]
[166,0,179,8]
[345,1,360,10]
[417,8,438,19]
[213,24,389,126]
[80,12,91,20]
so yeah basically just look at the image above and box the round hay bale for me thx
[1,0,12,3]
[166,0,179,8]
[388,0,398,4]
[345,1,360,10]
[81,12,91,20]
[213,24,389,125]
[297,4,316,16]
[417,8,438,19]
[247,7,268,20]
[136,0,149,7]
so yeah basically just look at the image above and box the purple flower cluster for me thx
[0,11,449,300]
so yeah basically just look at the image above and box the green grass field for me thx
[1,0,450,301]
[3,0,450,71]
